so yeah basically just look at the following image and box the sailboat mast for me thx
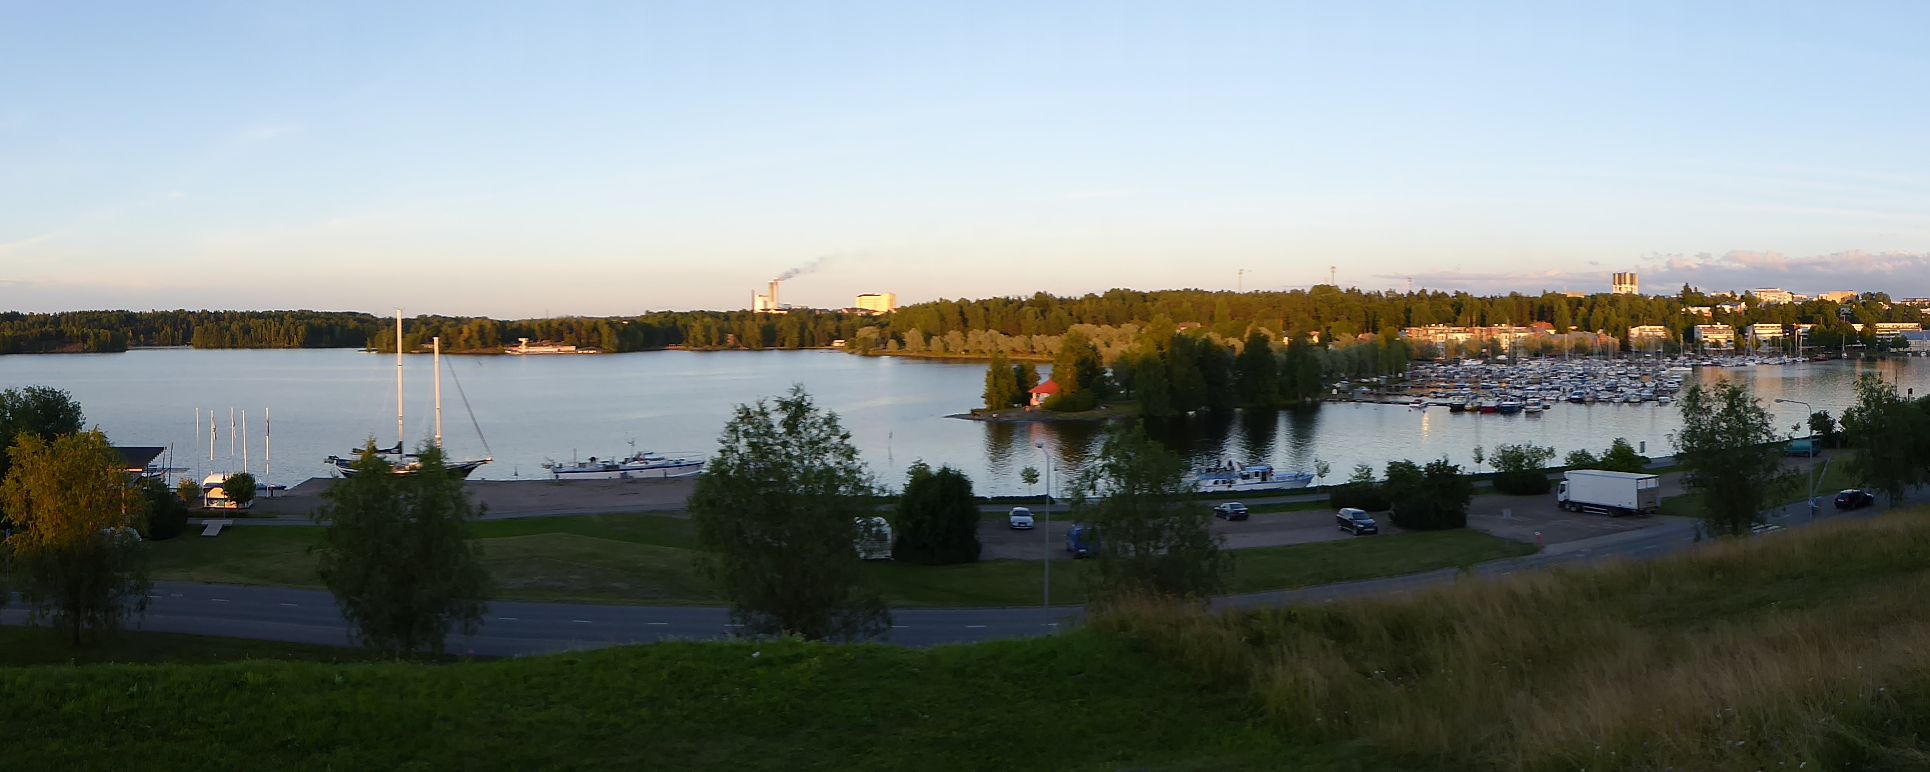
[434,336,443,448]
[396,309,405,450]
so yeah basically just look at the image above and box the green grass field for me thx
[21,509,1930,770]
[0,627,385,667]
[1659,457,1862,518]
[146,515,1533,607]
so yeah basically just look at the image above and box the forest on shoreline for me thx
[5,285,1920,359]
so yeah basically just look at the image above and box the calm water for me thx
[2,349,1922,496]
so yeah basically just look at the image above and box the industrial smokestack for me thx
[769,280,780,310]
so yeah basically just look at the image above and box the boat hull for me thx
[549,461,704,481]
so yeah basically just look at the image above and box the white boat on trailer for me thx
[1190,462,1315,493]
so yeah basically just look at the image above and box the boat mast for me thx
[434,335,443,448]
[396,309,405,451]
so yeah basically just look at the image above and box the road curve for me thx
[1,488,1911,657]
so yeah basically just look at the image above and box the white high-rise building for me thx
[855,292,898,314]
[1611,272,1639,295]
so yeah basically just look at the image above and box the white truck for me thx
[1556,470,1661,516]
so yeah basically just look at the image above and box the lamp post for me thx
[1034,441,1053,612]
[1774,398,1817,518]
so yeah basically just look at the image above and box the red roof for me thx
[1029,380,1060,395]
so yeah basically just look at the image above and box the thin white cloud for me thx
[0,231,59,253]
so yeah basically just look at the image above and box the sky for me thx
[6,1,1930,317]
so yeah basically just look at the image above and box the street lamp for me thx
[1773,398,1818,518]
[1034,441,1053,612]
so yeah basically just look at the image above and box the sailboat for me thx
[325,310,492,478]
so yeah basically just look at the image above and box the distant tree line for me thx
[9,285,1918,357]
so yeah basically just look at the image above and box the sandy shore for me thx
[246,476,698,520]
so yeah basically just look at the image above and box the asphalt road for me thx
[4,479,1910,657]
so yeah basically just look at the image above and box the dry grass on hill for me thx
[1094,511,1930,771]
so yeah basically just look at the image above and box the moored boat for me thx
[1190,462,1315,493]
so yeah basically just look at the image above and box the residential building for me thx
[1028,380,1060,408]
[854,292,898,315]
[1895,297,1930,308]
[1611,272,1639,295]
[1901,330,1930,354]
[1747,323,1787,343]
[1692,324,1737,349]
[1748,288,1795,304]
[1400,324,1545,351]
[1627,325,1669,344]
[1684,306,1713,317]
[1819,291,1858,303]
[1860,322,1925,337]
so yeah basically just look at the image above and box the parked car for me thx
[1336,507,1379,535]
[1833,489,1875,510]
[1212,502,1249,521]
[1066,524,1100,558]
[1008,507,1035,529]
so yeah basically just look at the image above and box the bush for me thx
[140,478,189,540]
[1384,459,1472,530]
[1327,463,1390,512]
[223,472,257,508]
[1492,469,1551,495]
[893,462,981,565]
[175,477,201,504]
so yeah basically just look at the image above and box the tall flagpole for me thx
[229,407,236,458]
[208,410,215,463]
[264,408,271,481]
[434,336,443,448]
[396,309,405,451]
[242,410,250,476]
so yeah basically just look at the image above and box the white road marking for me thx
[496,617,519,622]
[571,619,593,624]
[965,624,987,629]
[210,598,229,603]
[891,625,908,629]
[278,602,297,607]
[647,622,669,626]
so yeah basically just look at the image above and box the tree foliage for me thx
[1489,443,1556,495]
[1840,374,1930,507]
[1383,459,1473,530]
[982,351,1022,410]
[1673,383,1790,536]
[223,471,258,508]
[892,462,981,565]
[1565,437,1648,473]
[312,442,493,657]
[1043,330,1107,411]
[0,430,149,646]
[0,386,86,524]
[688,386,889,640]
[1070,425,1229,603]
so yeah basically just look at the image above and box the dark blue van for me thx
[1066,525,1100,558]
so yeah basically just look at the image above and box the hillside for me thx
[8,511,1930,770]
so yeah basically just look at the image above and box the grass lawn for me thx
[0,631,1322,772]
[148,516,1533,607]
[0,626,379,667]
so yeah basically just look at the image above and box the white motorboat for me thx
[1190,462,1314,493]
[545,449,704,480]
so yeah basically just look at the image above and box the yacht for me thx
[1190,462,1315,493]
[545,449,704,480]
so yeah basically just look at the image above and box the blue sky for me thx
[6,1,1930,316]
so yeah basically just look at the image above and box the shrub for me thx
[1489,443,1555,495]
[1384,458,1472,530]
[1327,463,1390,512]
[141,478,189,541]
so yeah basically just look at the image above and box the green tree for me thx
[1490,443,1556,495]
[1014,362,1041,395]
[223,471,258,509]
[175,476,202,504]
[982,351,1020,410]
[1673,383,1790,536]
[1020,466,1040,497]
[1598,438,1649,473]
[893,462,980,565]
[688,386,889,640]
[0,430,150,646]
[1383,458,1472,530]
[1045,330,1106,411]
[1840,374,1929,506]
[1234,332,1279,407]
[0,386,86,525]
[1807,410,1841,449]
[1070,425,1228,603]
[312,442,493,657]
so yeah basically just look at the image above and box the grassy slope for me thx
[0,633,1322,772]
[1095,510,1930,771]
[146,516,1532,607]
[0,627,382,667]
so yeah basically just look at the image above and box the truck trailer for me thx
[1556,469,1661,516]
